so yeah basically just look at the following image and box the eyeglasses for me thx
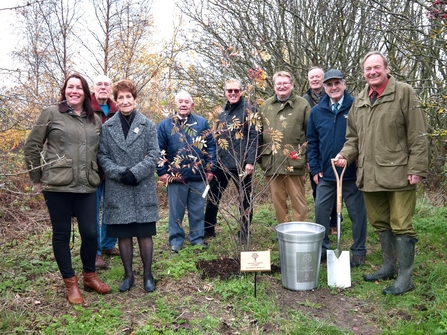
[95,82,111,87]
[275,82,291,87]
[226,89,240,94]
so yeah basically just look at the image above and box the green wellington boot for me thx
[364,230,396,282]
[383,235,417,295]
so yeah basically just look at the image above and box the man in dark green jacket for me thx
[259,71,310,223]
[334,51,428,295]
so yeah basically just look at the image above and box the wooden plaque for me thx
[240,250,271,272]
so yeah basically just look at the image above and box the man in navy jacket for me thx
[157,90,216,253]
[307,69,367,267]
[204,79,258,241]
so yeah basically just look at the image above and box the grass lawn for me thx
[1,187,447,334]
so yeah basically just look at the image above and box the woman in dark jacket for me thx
[24,73,110,305]
[98,79,159,292]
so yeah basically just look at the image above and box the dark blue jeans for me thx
[96,181,118,254]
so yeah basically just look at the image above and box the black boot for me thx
[364,230,396,282]
[383,235,417,295]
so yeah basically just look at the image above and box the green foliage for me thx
[212,275,254,301]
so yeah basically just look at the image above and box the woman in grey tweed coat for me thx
[98,79,159,293]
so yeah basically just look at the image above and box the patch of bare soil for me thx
[196,257,381,335]
[196,258,241,280]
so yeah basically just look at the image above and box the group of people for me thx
[24,50,427,305]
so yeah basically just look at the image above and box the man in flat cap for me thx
[307,69,367,266]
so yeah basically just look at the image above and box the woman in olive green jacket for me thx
[24,73,110,304]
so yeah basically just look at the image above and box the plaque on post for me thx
[240,251,271,272]
[240,250,271,297]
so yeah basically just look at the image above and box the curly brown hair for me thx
[112,79,138,101]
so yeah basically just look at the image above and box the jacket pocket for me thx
[375,154,409,188]
[286,144,307,171]
[356,155,364,189]
[259,145,273,171]
[41,159,73,186]
[88,160,101,187]
[286,154,306,170]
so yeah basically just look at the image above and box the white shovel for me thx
[327,159,351,288]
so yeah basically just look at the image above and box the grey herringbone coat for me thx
[98,110,160,225]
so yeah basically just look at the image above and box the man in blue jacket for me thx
[157,90,216,253]
[307,69,367,267]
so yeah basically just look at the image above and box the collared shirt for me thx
[276,94,291,103]
[368,76,390,99]
[176,114,188,124]
[330,96,344,114]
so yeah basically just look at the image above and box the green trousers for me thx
[362,189,417,237]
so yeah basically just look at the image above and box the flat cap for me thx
[323,69,344,83]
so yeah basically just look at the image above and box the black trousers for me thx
[43,191,97,278]
[204,167,253,233]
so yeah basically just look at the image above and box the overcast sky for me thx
[0,0,175,71]
[0,1,18,69]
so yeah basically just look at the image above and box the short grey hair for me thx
[308,66,324,77]
[224,78,243,90]
[175,90,194,103]
[93,74,112,85]
[361,51,389,69]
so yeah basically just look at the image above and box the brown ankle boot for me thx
[83,271,111,294]
[63,276,84,304]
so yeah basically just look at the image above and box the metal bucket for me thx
[275,222,325,290]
